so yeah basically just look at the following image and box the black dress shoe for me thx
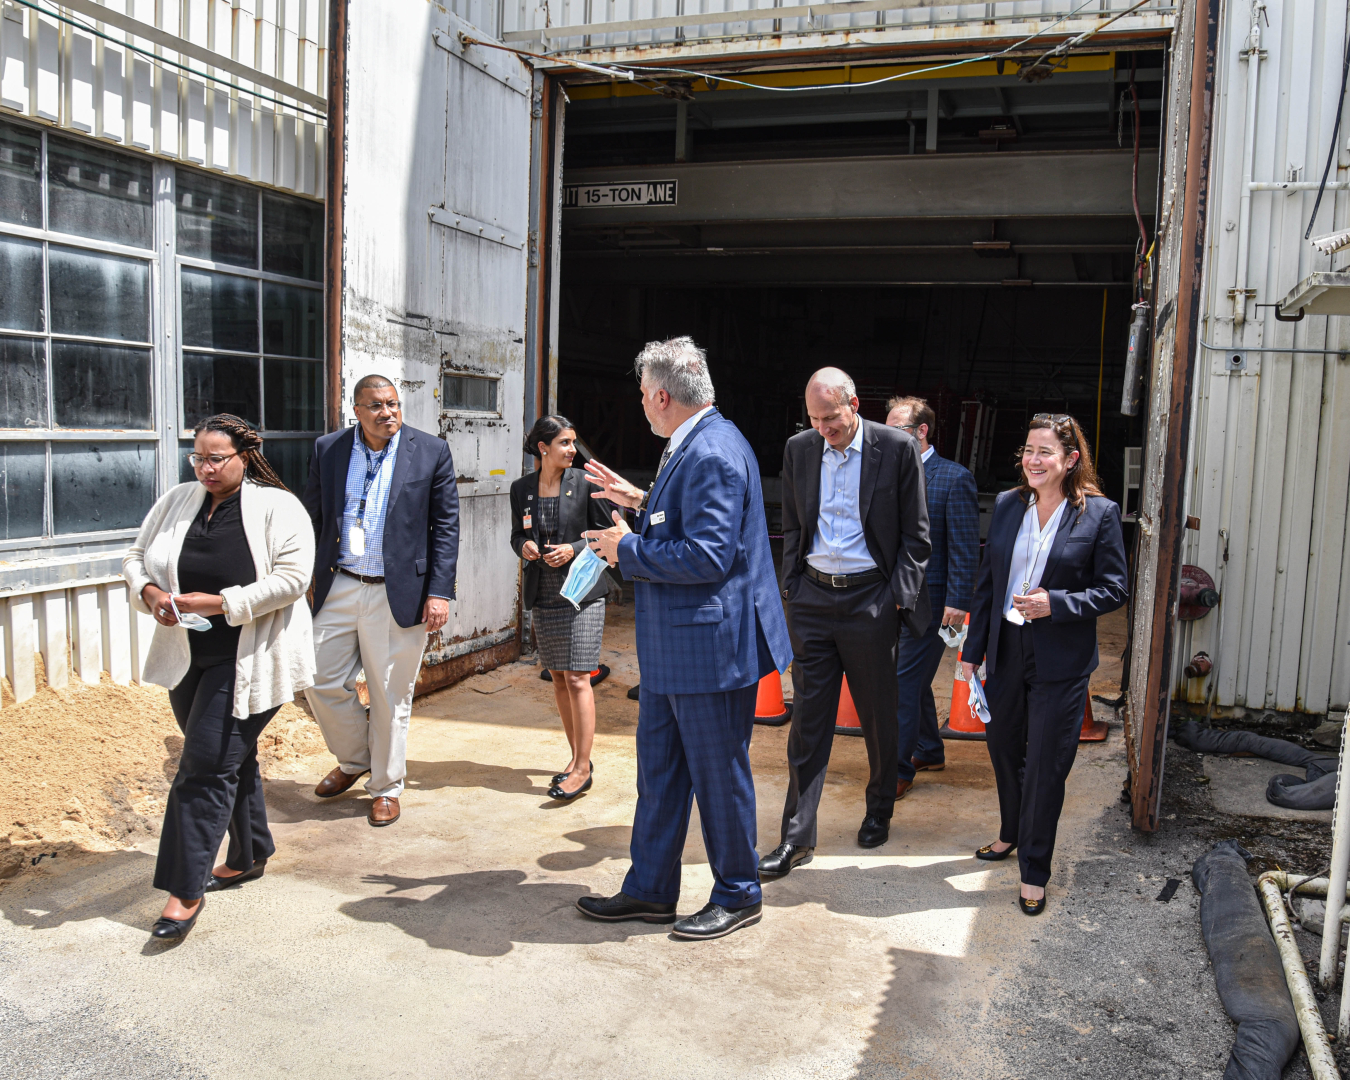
[150,895,204,941]
[627,684,641,701]
[975,842,1017,862]
[576,891,676,923]
[202,860,267,893]
[672,901,762,940]
[757,843,814,879]
[1019,893,1047,916]
[857,815,890,848]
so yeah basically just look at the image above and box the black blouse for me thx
[176,491,256,666]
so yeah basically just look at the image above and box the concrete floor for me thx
[0,604,1153,1080]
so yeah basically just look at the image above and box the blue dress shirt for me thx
[806,420,877,575]
[338,427,400,577]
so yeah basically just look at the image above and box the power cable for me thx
[1305,21,1350,240]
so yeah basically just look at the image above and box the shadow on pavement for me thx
[0,848,160,934]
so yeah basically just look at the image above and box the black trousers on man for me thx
[154,660,281,900]
[984,621,1090,888]
[781,576,899,847]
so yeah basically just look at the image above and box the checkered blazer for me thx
[923,452,980,611]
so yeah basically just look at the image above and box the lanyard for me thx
[1020,502,1061,593]
[357,440,391,528]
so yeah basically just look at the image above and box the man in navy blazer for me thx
[302,375,459,827]
[579,336,792,941]
[886,396,980,797]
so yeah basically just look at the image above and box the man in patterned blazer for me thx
[886,396,980,797]
[578,337,792,941]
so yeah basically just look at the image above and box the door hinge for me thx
[531,87,544,119]
[528,229,540,267]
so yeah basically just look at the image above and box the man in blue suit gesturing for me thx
[579,337,792,941]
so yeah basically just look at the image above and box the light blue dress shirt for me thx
[338,427,401,577]
[807,421,877,575]
[1002,496,1067,620]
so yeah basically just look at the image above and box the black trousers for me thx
[984,621,1090,888]
[781,577,899,847]
[154,660,281,900]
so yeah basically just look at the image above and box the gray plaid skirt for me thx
[533,598,605,672]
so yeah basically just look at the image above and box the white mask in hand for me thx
[170,595,213,631]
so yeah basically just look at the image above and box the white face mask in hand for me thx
[560,546,609,610]
[170,595,213,631]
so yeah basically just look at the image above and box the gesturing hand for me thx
[583,510,632,566]
[584,459,644,510]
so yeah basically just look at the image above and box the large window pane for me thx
[176,169,259,268]
[264,359,322,430]
[52,442,155,533]
[263,437,315,495]
[182,352,260,427]
[0,119,42,229]
[47,136,152,248]
[262,193,323,280]
[49,247,150,341]
[0,443,46,539]
[51,342,152,428]
[0,235,44,332]
[181,267,258,352]
[262,283,322,358]
[0,337,47,428]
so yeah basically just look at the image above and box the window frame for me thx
[440,371,503,419]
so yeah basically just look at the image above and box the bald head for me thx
[805,367,861,450]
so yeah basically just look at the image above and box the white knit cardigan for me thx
[123,480,316,719]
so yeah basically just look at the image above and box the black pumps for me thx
[975,842,1016,862]
[1019,894,1047,916]
[150,895,204,942]
[202,859,267,893]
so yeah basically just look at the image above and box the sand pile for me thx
[0,675,325,881]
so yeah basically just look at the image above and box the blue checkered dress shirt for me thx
[338,427,400,577]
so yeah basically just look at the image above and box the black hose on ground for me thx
[1191,840,1301,1080]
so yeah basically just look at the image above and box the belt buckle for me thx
[831,574,848,588]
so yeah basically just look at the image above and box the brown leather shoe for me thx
[368,796,400,827]
[911,757,946,772]
[315,765,369,798]
[896,777,913,800]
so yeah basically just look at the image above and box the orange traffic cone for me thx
[1080,695,1108,742]
[939,662,988,741]
[834,676,863,736]
[753,671,792,726]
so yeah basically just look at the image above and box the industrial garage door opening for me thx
[555,49,1165,518]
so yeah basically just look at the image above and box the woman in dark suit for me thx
[959,413,1127,916]
[510,415,614,800]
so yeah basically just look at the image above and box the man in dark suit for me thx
[302,374,459,827]
[759,368,929,878]
[886,396,980,798]
[578,336,792,940]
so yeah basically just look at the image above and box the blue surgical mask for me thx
[560,546,608,609]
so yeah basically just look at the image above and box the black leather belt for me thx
[804,565,885,589]
[338,566,385,585]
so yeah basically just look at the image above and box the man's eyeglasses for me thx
[189,452,239,468]
[356,400,402,415]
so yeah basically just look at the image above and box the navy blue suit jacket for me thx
[961,491,1127,681]
[617,409,792,695]
[303,424,460,629]
[922,452,980,610]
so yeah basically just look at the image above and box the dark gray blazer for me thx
[509,466,615,610]
[781,418,932,638]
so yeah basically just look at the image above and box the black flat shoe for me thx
[150,895,204,941]
[857,815,890,849]
[975,842,1016,862]
[1019,894,1047,916]
[576,891,676,923]
[551,761,593,786]
[548,770,593,800]
[757,843,814,879]
[672,901,762,940]
[202,860,267,893]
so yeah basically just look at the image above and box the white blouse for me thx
[1003,496,1068,622]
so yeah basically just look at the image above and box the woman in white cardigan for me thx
[123,414,315,943]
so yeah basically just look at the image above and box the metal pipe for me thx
[1255,872,1341,1080]
[1320,705,1350,997]
[1251,181,1350,190]
[1232,2,1264,327]
[1200,340,1348,354]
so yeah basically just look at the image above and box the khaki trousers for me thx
[305,573,428,799]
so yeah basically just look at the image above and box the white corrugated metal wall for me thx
[1182,0,1350,718]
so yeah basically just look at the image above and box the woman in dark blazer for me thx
[510,415,614,801]
[959,413,1127,916]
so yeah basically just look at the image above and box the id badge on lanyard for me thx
[350,522,366,556]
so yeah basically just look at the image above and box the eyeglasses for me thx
[898,423,917,431]
[1032,412,1073,425]
[189,452,239,468]
[356,400,402,415]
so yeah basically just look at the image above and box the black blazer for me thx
[781,419,932,638]
[509,466,615,610]
[303,424,460,629]
[961,490,1128,681]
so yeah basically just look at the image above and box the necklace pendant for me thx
[1021,581,1030,593]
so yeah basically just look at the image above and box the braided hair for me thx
[193,414,289,491]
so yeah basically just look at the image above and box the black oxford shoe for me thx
[757,843,814,879]
[672,901,762,940]
[576,891,677,923]
[857,815,890,848]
